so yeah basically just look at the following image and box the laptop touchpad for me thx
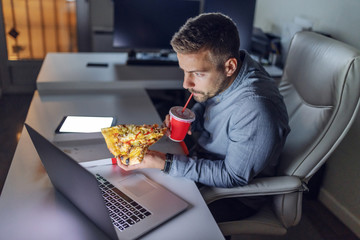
[120,174,156,197]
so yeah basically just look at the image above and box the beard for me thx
[190,74,232,103]
[189,89,209,103]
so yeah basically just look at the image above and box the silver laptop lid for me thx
[25,124,118,240]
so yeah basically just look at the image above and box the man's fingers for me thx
[117,158,133,171]
[117,158,127,169]
[164,114,170,126]
[163,114,171,136]
[117,158,141,171]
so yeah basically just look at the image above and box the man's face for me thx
[177,50,234,103]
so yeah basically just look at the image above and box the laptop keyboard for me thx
[96,174,152,232]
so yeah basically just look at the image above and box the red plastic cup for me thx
[169,106,195,142]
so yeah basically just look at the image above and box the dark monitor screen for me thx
[113,0,200,51]
[203,0,256,51]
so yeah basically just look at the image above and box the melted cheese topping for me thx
[101,124,166,165]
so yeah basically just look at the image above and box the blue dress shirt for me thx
[169,51,290,188]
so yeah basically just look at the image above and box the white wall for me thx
[254,0,360,50]
[254,0,360,237]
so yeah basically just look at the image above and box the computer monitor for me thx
[203,0,256,51]
[113,0,201,52]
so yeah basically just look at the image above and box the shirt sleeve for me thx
[168,98,287,188]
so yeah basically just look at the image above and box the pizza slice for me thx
[101,124,167,166]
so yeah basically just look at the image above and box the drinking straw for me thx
[182,93,193,113]
[180,141,189,155]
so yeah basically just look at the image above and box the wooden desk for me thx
[0,90,224,240]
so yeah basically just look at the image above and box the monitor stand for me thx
[126,50,178,66]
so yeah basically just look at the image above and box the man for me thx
[119,13,290,221]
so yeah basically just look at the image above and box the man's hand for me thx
[164,114,192,136]
[117,150,166,171]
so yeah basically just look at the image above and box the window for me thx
[2,0,77,60]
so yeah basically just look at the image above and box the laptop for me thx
[25,124,188,240]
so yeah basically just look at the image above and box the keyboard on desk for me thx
[126,58,178,66]
[96,174,152,232]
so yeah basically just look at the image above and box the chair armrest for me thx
[200,176,302,204]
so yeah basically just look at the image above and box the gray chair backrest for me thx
[277,31,360,182]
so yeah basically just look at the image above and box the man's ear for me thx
[224,58,238,77]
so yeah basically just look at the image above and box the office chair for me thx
[200,31,360,236]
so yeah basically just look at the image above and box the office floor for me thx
[0,92,358,240]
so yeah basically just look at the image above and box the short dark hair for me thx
[170,13,240,68]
